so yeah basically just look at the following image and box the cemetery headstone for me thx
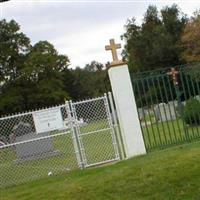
[0,141,5,147]
[154,102,177,122]
[167,101,178,119]
[138,108,144,120]
[195,95,200,101]
[12,121,60,163]
[0,135,7,145]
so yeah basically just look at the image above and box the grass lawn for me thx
[1,141,200,200]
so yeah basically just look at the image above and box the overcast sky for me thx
[1,0,200,68]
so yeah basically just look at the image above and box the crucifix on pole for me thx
[167,67,182,112]
[167,67,179,86]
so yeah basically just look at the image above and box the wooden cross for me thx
[167,67,179,85]
[105,39,124,66]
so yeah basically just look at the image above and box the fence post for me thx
[65,100,84,169]
[108,64,146,158]
[70,100,88,167]
[103,93,120,160]
[107,92,125,160]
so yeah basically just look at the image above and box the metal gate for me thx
[131,64,200,151]
[0,94,121,188]
[66,94,120,168]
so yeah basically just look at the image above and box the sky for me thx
[1,0,200,68]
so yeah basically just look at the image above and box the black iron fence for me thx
[131,63,200,151]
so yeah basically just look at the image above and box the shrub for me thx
[183,98,200,126]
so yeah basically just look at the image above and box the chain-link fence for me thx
[70,96,120,167]
[0,132,78,187]
[0,94,121,188]
[0,105,79,188]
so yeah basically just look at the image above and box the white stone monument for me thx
[105,39,146,158]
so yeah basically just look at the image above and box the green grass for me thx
[2,117,200,190]
[0,120,117,188]
[1,142,200,200]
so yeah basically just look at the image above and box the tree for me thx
[63,61,110,101]
[159,5,187,66]
[122,4,187,72]
[0,19,31,114]
[0,19,110,115]
[0,19,31,83]
[21,41,70,108]
[83,61,110,97]
[0,0,10,3]
[85,61,104,72]
[181,11,200,62]
[0,19,70,114]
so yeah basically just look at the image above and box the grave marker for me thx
[10,110,62,163]
[154,102,177,122]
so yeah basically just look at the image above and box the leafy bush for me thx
[183,98,200,125]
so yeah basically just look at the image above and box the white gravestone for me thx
[138,108,145,120]
[154,102,177,122]
[195,95,200,101]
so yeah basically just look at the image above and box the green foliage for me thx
[122,4,187,72]
[22,41,70,108]
[183,98,200,125]
[0,19,109,115]
[181,11,200,62]
[0,20,71,114]
[63,62,110,101]
[2,4,200,116]
[84,60,104,72]
[0,19,31,82]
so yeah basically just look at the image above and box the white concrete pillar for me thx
[108,64,146,158]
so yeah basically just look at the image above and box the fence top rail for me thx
[0,95,108,120]
[71,96,106,105]
[130,63,200,79]
[0,104,66,121]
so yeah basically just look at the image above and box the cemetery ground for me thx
[1,117,200,188]
[142,115,200,151]
[1,141,200,200]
